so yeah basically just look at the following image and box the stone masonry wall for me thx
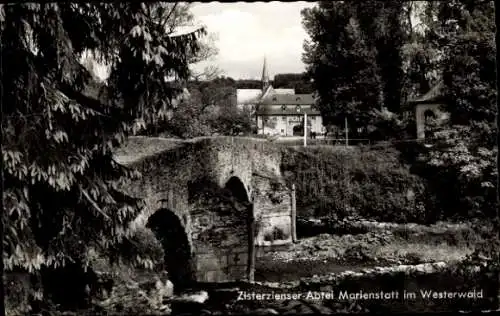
[415,103,449,139]
[252,172,292,247]
[189,181,249,282]
[115,137,293,283]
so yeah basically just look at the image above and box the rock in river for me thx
[172,290,209,304]
[254,308,279,315]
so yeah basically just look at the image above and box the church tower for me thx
[261,56,270,92]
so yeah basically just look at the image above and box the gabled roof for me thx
[261,85,274,99]
[261,86,295,99]
[408,81,446,104]
[260,93,315,105]
[237,86,297,105]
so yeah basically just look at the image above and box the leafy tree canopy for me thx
[1,2,205,272]
[302,1,383,127]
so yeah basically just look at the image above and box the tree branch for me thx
[162,3,178,34]
[80,185,111,220]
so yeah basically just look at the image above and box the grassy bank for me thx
[280,145,431,223]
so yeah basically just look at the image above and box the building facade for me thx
[256,95,324,136]
[237,57,325,136]
[407,81,449,139]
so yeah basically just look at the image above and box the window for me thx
[282,116,286,121]
[281,105,287,111]
[272,96,277,101]
[296,105,301,112]
[311,116,316,121]
[296,97,301,101]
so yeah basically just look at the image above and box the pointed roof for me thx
[261,85,274,99]
[261,56,270,85]
[408,81,446,105]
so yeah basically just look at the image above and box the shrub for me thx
[402,252,423,265]
[343,244,374,263]
[396,130,497,222]
[264,227,289,242]
[103,227,165,270]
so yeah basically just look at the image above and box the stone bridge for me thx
[114,136,294,285]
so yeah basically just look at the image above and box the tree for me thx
[302,2,382,128]
[162,94,214,138]
[438,1,496,137]
[152,77,253,138]
[194,77,236,111]
[235,79,262,89]
[208,105,253,136]
[1,2,203,310]
[353,1,406,113]
[189,32,223,81]
[273,72,314,93]
[397,2,442,104]
[273,73,303,88]
[407,1,497,223]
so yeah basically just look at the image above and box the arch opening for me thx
[146,209,193,292]
[423,109,437,139]
[424,109,437,120]
[224,176,254,281]
[225,176,250,203]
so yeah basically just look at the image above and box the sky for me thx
[87,2,422,82]
[190,2,315,80]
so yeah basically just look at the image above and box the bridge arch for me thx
[220,173,253,203]
[222,176,254,280]
[225,176,250,202]
[115,136,294,283]
[146,208,194,291]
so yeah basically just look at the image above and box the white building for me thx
[236,57,294,112]
[237,57,325,136]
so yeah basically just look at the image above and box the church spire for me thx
[261,55,270,92]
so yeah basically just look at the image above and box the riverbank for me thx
[22,218,495,316]
[254,218,490,283]
[195,258,497,314]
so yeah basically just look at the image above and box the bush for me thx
[5,271,33,316]
[281,146,431,223]
[396,133,497,222]
[343,244,374,263]
[264,227,289,242]
[102,228,165,271]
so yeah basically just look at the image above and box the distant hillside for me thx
[187,72,314,94]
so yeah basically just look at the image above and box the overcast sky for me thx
[190,1,315,80]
